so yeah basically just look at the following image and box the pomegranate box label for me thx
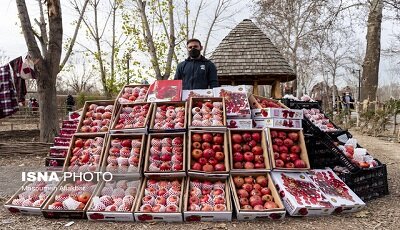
[147,80,182,102]
[227,119,253,129]
[182,89,213,101]
[307,169,365,213]
[271,171,335,216]
[213,86,251,119]
[251,108,303,120]
[253,118,302,129]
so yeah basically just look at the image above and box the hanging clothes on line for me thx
[9,56,27,104]
[0,64,19,118]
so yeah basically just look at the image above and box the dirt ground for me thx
[0,130,399,230]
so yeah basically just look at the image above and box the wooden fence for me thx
[0,106,70,130]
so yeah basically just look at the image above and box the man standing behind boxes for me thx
[174,38,219,90]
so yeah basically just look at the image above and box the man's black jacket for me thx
[174,56,218,90]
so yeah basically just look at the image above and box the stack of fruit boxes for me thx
[227,127,287,219]
[183,96,233,221]
[88,85,150,221]
[45,117,80,171]
[134,97,188,222]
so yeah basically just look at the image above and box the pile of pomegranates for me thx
[269,129,308,169]
[89,179,140,212]
[80,103,114,132]
[187,179,227,212]
[190,132,226,173]
[232,175,279,211]
[105,136,143,173]
[118,85,148,103]
[67,136,104,172]
[48,181,97,210]
[190,100,224,127]
[147,135,184,172]
[114,103,151,130]
[152,103,186,130]
[138,179,182,213]
[230,131,267,170]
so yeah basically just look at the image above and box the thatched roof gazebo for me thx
[210,19,296,98]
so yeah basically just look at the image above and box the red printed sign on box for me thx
[307,169,365,213]
[147,80,182,102]
[271,171,335,216]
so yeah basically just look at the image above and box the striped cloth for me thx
[0,64,18,118]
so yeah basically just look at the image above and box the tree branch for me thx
[60,0,89,71]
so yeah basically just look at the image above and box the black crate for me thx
[336,162,389,201]
[281,99,322,110]
[304,134,342,169]
[303,119,361,172]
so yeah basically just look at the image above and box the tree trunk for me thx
[291,53,298,96]
[16,0,62,142]
[36,66,58,142]
[361,0,383,101]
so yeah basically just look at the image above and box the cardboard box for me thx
[228,129,271,173]
[110,103,153,133]
[116,84,149,104]
[227,119,253,129]
[62,120,79,129]
[76,100,116,135]
[68,111,82,121]
[187,130,230,178]
[42,179,100,219]
[188,97,227,131]
[49,146,69,158]
[229,173,286,220]
[251,108,303,120]
[182,89,213,101]
[248,95,287,109]
[307,168,365,214]
[149,101,187,132]
[101,133,146,177]
[134,177,185,222]
[54,137,71,147]
[147,80,182,102]
[4,180,58,215]
[183,176,232,222]
[271,171,335,216]
[45,157,65,171]
[86,177,141,221]
[213,86,251,119]
[143,133,186,177]
[265,128,310,171]
[253,118,302,129]
[62,134,107,173]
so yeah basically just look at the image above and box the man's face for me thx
[187,41,202,51]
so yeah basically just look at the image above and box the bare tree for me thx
[127,0,176,80]
[202,0,241,56]
[71,0,116,98]
[361,0,383,101]
[16,0,88,142]
[63,57,96,94]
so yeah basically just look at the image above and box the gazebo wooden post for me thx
[271,80,282,98]
[253,80,259,95]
